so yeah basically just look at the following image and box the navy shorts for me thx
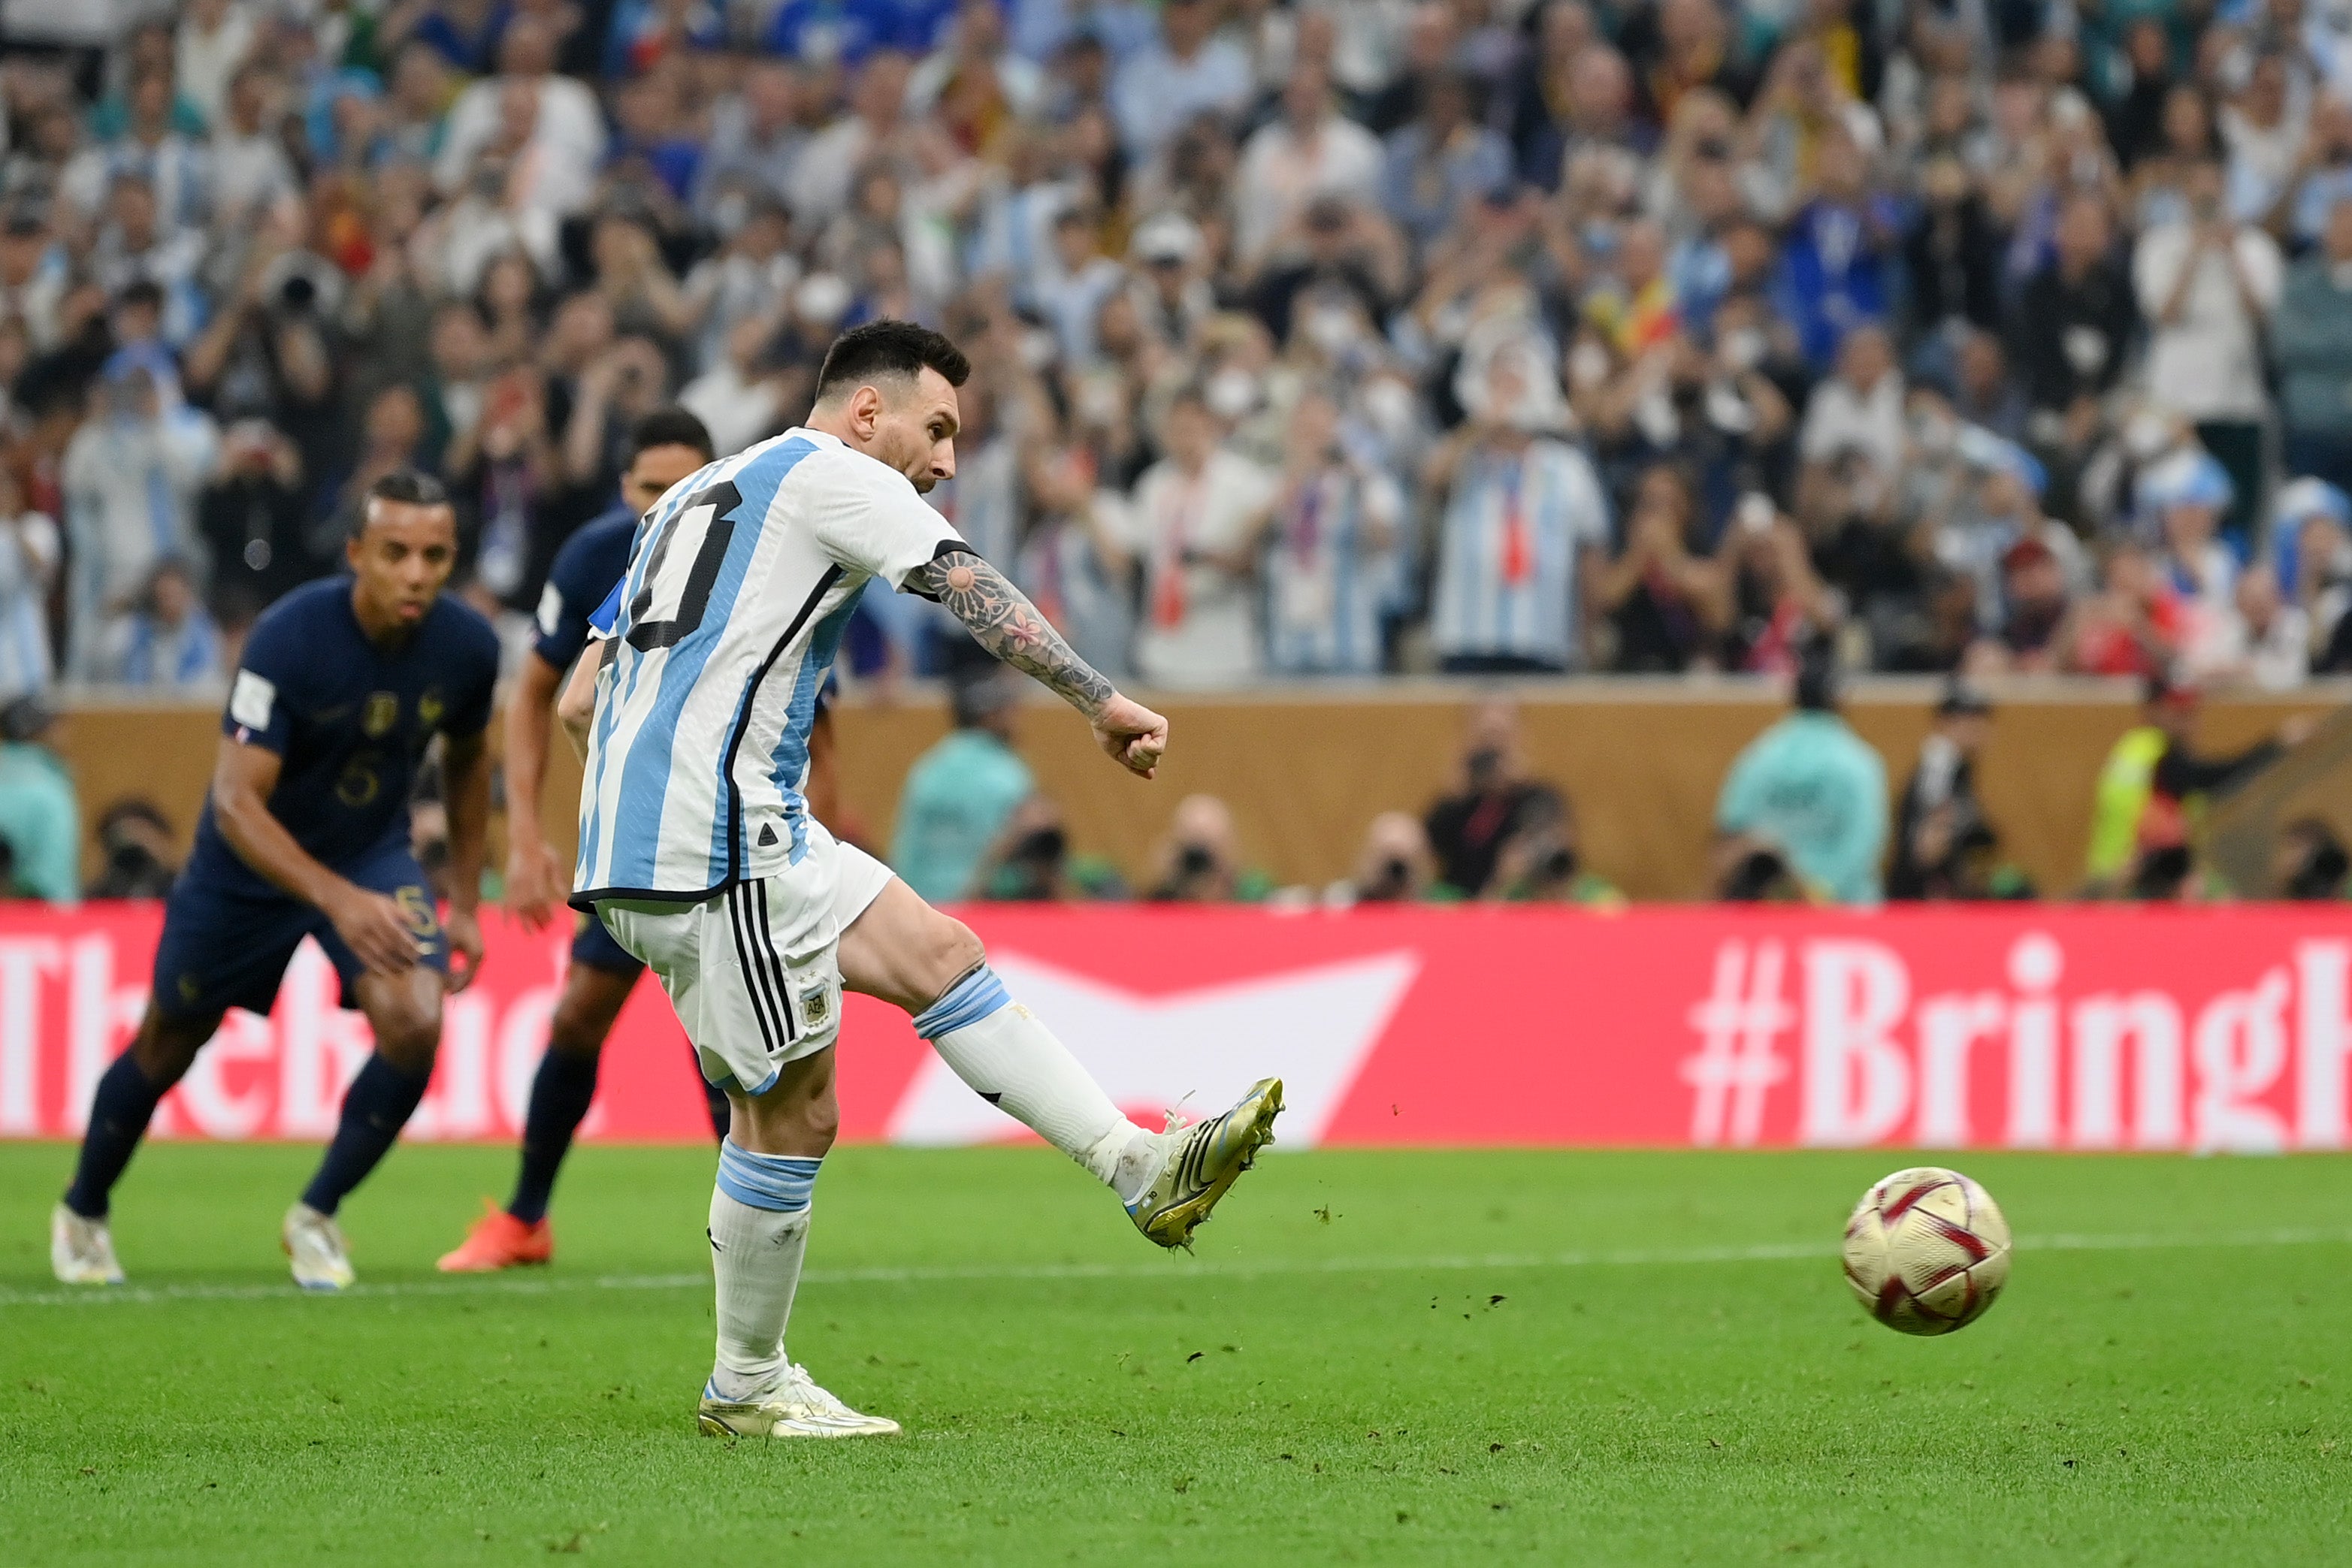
[569,905,647,979]
[153,840,448,1020]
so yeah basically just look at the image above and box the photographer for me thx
[1482,793,1623,907]
[2272,818,2351,902]
[1147,793,1274,902]
[1423,699,1564,898]
[86,799,179,899]
[1326,811,1434,906]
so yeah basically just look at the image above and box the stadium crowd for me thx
[2,0,2352,698]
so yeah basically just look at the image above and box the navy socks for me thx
[62,1052,165,1219]
[299,1054,432,1216]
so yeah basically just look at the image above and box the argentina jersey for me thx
[574,427,962,904]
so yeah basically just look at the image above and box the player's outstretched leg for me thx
[694,1050,898,1440]
[439,962,638,1273]
[843,879,1283,1250]
[53,1008,222,1285]
[287,969,443,1292]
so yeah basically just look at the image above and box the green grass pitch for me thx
[3,1141,2349,1564]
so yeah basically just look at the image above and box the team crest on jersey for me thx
[418,688,446,730]
[363,692,400,737]
[799,980,832,1031]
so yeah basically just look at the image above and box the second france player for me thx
[51,472,498,1292]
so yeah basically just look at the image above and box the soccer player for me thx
[573,322,1283,1438]
[436,408,731,1273]
[51,472,499,1292]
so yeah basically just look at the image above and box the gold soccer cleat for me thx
[1126,1077,1283,1250]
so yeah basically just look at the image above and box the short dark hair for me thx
[352,468,451,538]
[630,406,715,463]
[812,319,970,405]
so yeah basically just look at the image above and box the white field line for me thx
[4,1226,2349,1310]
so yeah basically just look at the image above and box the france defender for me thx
[52,472,499,1292]
[573,322,1283,1438]
[435,408,735,1273]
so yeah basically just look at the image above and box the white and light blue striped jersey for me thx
[1430,437,1610,669]
[573,427,963,902]
[1264,462,1404,677]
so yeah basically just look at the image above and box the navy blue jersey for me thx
[189,578,500,899]
[533,504,636,674]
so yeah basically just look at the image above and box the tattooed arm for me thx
[911,548,1168,778]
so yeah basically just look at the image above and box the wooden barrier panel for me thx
[49,682,2352,901]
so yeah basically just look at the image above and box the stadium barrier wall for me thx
[4,904,2350,1153]
[53,685,2352,902]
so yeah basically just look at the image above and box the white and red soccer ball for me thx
[1843,1167,2012,1335]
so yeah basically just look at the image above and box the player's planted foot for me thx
[437,1200,555,1273]
[696,1364,902,1439]
[50,1203,125,1286]
[283,1202,355,1292]
[1126,1077,1283,1249]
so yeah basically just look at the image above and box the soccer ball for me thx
[1842,1167,2011,1336]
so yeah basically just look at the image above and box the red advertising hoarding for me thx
[1,904,2348,1153]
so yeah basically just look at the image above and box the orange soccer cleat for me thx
[436,1201,555,1272]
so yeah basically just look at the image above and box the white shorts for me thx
[597,820,894,1095]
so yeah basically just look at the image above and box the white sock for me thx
[706,1144,821,1401]
[914,966,1151,1195]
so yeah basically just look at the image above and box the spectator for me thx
[1263,387,1404,677]
[1236,63,1385,267]
[2007,192,2136,511]
[86,557,223,690]
[1773,124,1899,372]
[86,798,180,899]
[2139,448,2240,645]
[1125,389,1277,689]
[434,18,607,217]
[2272,195,2352,496]
[62,349,220,678]
[1425,342,1610,673]
[1983,536,2073,674]
[2133,159,2282,541]
[0,699,78,905]
[197,420,316,610]
[2063,541,2184,679]
[890,667,1036,903]
[1147,793,1273,902]
[1108,0,1253,160]
[2186,563,2311,690]
[1590,462,1726,673]
[1422,698,1563,899]
[2272,479,2351,671]
[1713,641,1888,905]
[0,470,62,702]
[1381,71,1511,257]
[2085,676,2313,893]
[1797,325,1906,502]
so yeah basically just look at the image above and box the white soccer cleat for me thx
[696,1364,902,1439]
[50,1203,125,1286]
[283,1203,356,1293]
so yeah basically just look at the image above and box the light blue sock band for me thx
[911,964,1011,1040]
[715,1143,822,1213]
